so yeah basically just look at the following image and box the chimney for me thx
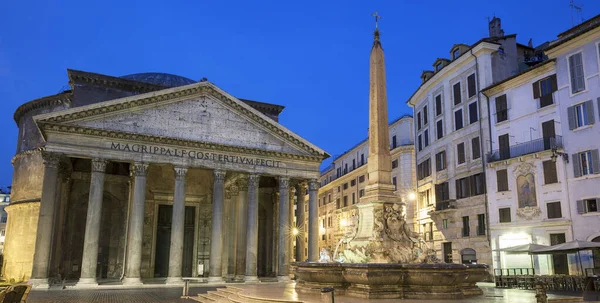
[489,17,505,38]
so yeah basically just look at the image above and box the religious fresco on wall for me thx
[517,173,537,208]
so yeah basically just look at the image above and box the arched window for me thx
[461,248,477,264]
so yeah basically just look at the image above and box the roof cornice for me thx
[13,92,72,124]
[545,26,600,58]
[67,69,168,94]
[481,60,556,96]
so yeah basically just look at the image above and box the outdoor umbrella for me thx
[500,243,550,274]
[531,240,600,275]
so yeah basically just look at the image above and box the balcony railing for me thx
[435,200,457,211]
[487,136,563,163]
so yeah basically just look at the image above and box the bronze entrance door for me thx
[154,205,196,277]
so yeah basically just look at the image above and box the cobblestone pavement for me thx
[27,287,214,303]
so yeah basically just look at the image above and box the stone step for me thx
[548,297,584,303]
[207,290,228,298]
[206,292,223,300]
[197,294,217,302]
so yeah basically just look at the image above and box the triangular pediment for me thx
[35,82,328,159]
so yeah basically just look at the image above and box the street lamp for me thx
[551,147,569,163]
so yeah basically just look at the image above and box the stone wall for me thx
[3,203,39,282]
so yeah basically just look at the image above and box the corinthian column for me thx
[277,177,290,281]
[76,158,108,286]
[295,184,307,262]
[234,176,248,281]
[30,152,61,287]
[289,186,296,262]
[308,179,319,262]
[166,166,188,284]
[244,174,260,282]
[123,162,149,285]
[226,185,239,279]
[208,170,226,282]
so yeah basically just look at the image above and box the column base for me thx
[29,278,50,289]
[207,276,225,283]
[74,278,98,288]
[234,275,245,282]
[277,275,291,282]
[244,276,260,283]
[165,277,183,285]
[122,277,143,285]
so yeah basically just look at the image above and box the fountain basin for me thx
[294,262,488,299]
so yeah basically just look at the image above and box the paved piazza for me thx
[23,283,600,302]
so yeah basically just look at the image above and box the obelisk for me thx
[350,12,403,247]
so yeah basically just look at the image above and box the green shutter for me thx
[586,100,595,125]
[577,200,586,214]
[550,74,558,92]
[573,153,582,177]
[591,149,600,174]
[568,106,576,130]
[532,81,540,99]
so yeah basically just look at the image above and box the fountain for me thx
[293,12,488,300]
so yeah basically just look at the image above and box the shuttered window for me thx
[392,159,398,169]
[435,182,449,202]
[472,137,481,160]
[497,169,508,192]
[499,208,511,223]
[547,202,562,219]
[577,198,600,214]
[435,95,443,116]
[568,100,595,129]
[469,101,479,124]
[417,158,431,180]
[569,52,585,94]
[436,120,444,139]
[436,150,446,171]
[573,150,600,177]
[457,143,465,164]
[455,109,463,130]
[424,129,429,147]
[467,74,476,98]
[423,106,428,125]
[543,160,558,184]
[532,74,557,108]
[453,82,462,105]
[495,94,508,123]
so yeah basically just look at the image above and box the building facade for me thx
[407,18,533,274]
[314,115,414,257]
[0,193,8,255]
[4,70,328,285]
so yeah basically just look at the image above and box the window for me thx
[337,186,340,192]
[358,175,365,183]
[417,112,422,130]
[453,82,462,105]
[574,150,599,177]
[393,177,397,190]
[497,169,508,192]
[547,202,562,219]
[499,208,511,223]
[435,182,449,202]
[419,189,431,208]
[568,100,595,129]
[352,159,356,170]
[568,52,585,94]
[428,222,434,240]
[361,154,365,165]
[417,158,431,180]
[462,216,470,237]
[435,151,446,171]
[543,160,558,184]
[467,73,476,98]
[453,49,460,59]
[442,219,448,229]
[352,193,356,204]
[435,95,443,116]
[436,120,443,139]
[457,143,465,164]
[0,216,6,224]
[418,134,422,151]
[443,242,453,263]
[577,198,600,214]
[343,196,348,207]
[423,106,428,125]
[424,129,429,147]
[0,229,4,237]
[344,164,348,174]
[351,179,356,186]
[472,137,481,160]
[454,109,463,130]
[392,135,397,149]
[477,214,485,236]
[392,159,398,169]
[533,75,557,108]
[461,248,477,264]
[495,94,508,123]
[456,173,486,199]
[343,183,348,190]
[359,189,364,197]
[436,62,443,72]
[499,134,510,160]
[336,198,340,208]
[469,101,478,124]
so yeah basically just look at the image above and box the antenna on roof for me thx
[570,0,584,27]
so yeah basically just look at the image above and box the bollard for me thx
[534,281,547,303]
[320,287,335,303]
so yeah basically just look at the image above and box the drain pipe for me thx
[470,49,492,249]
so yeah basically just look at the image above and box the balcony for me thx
[435,200,457,211]
[487,136,563,163]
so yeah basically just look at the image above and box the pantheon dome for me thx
[120,72,197,87]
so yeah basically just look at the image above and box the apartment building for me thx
[315,115,414,255]
[407,18,532,273]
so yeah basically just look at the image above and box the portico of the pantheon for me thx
[5,70,328,287]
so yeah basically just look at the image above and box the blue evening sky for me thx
[1,0,598,187]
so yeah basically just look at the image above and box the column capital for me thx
[308,179,319,191]
[236,175,248,188]
[248,174,260,189]
[214,169,226,184]
[173,166,188,180]
[91,158,108,173]
[296,183,308,196]
[229,185,239,196]
[289,186,296,195]
[131,162,149,177]
[58,162,72,178]
[41,151,61,168]
[225,188,232,199]
[278,176,290,190]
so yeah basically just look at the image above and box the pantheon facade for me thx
[5,69,328,286]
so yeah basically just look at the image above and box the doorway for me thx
[550,233,568,275]
[154,205,196,277]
